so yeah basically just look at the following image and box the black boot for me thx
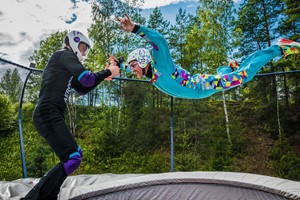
[22,162,67,200]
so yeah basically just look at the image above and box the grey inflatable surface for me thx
[1,172,300,200]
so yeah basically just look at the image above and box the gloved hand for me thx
[117,13,135,32]
[105,55,119,81]
[105,65,119,80]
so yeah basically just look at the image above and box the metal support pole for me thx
[170,96,174,172]
[18,70,32,178]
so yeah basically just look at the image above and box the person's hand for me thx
[108,64,120,77]
[105,54,119,81]
[117,13,135,32]
[107,54,117,65]
[104,62,113,81]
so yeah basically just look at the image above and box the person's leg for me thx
[22,113,82,200]
[22,162,67,200]
[277,38,300,58]
[238,45,282,82]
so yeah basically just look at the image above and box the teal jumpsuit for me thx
[124,25,282,99]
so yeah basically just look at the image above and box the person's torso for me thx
[150,64,216,99]
[36,49,81,113]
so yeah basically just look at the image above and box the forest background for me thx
[0,0,300,181]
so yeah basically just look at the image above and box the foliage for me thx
[29,31,68,70]
[26,72,42,104]
[0,94,16,135]
[0,68,22,103]
[169,8,195,68]
[277,0,300,41]
[147,7,170,39]
[269,137,300,181]
[0,0,299,183]
[0,132,23,181]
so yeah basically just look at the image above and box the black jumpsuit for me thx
[23,48,111,200]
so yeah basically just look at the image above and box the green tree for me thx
[236,0,283,123]
[0,94,16,135]
[185,21,205,73]
[29,31,68,70]
[147,7,171,39]
[185,0,237,74]
[25,72,42,104]
[86,1,119,107]
[236,0,282,57]
[193,0,236,71]
[169,8,194,67]
[0,131,23,180]
[146,8,171,109]
[277,0,300,41]
[276,0,300,110]
[186,0,237,145]
[0,68,22,103]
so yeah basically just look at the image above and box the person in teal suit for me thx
[110,14,300,99]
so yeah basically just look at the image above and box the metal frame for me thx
[1,57,300,177]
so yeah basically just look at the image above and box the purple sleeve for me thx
[74,69,112,95]
[59,50,112,94]
[77,70,96,87]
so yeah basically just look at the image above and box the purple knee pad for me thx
[64,146,83,175]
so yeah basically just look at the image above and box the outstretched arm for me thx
[117,13,135,32]
[117,14,175,73]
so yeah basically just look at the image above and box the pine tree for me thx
[29,31,67,70]
[147,7,171,39]
[236,0,283,108]
[0,68,22,103]
[146,7,172,110]
[278,0,300,41]
[185,0,237,148]
[236,0,282,55]
[276,0,300,110]
[169,8,194,68]
[0,94,16,135]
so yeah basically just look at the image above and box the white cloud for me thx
[123,0,196,9]
[0,0,242,66]
[125,0,241,9]
[141,0,184,9]
[0,0,92,66]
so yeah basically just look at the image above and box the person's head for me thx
[127,48,152,78]
[228,60,239,70]
[65,30,91,61]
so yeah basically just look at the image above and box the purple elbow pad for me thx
[78,70,96,87]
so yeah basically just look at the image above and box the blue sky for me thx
[142,1,199,24]
[0,0,241,67]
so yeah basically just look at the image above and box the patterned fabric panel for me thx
[171,67,248,91]
[150,66,161,83]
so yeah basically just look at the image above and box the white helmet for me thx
[65,30,91,61]
[127,48,152,68]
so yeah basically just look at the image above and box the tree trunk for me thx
[67,93,77,136]
[222,92,232,144]
[281,66,289,110]
[275,76,282,146]
[117,77,123,134]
